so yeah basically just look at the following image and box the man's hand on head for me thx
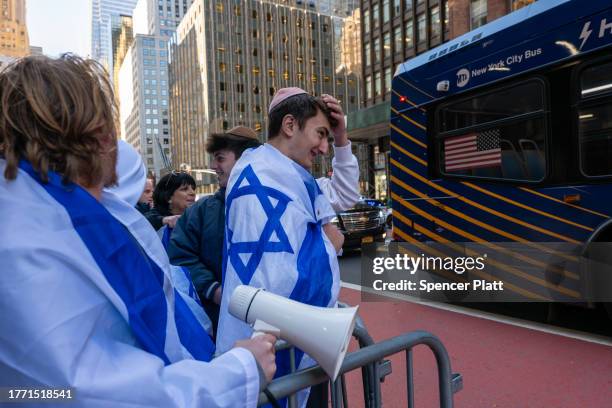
[321,94,348,147]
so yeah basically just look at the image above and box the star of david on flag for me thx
[225,165,294,284]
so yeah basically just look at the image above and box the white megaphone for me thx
[229,285,358,381]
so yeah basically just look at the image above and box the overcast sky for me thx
[27,0,90,57]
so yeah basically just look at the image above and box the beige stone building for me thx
[0,0,29,58]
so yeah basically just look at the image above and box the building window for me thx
[253,86,260,94]
[252,9,257,18]
[267,12,273,22]
[394,26,402,53]
[252,66,260,75]
[219,62,226,71]
[235,64,243,73]
[417,13,426,44]
[364,42,371,67]
[393,0,401,17]
[375,72,381,97]
[269,87,276,96]
[374,37,381,64]
[364,9,370,34]
[234,5,241,16]
[470,0,487,29]
[383,0,390,23]
[444,0,450,37]
[220,82,226,91]
[252,29,258,38]
[385,67,392,92]
[430,6,441,40]
[405,0,413,12]
[372,4,379,29]
[383,32,391,59]
[365,75,372,100]
[405,19,414,48]
[236,84,245,93]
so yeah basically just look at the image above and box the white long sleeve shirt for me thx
[316,142,360,212]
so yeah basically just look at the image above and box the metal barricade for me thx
[258,317,463,407]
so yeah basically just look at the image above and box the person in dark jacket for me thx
[168,127,261,334]
[145,172,196,231]
[135,177,154,214]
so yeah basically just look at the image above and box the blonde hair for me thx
[0,54,118,187]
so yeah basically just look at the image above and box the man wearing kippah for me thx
[169,119,357,337]
[217,88,357,407]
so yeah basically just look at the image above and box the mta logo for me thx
[456,69,470,88]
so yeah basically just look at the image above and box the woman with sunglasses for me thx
[145,172,197,232]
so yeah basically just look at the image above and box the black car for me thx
[330,198,388,249]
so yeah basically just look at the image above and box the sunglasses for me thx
[163,170,189,187]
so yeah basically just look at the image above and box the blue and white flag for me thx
[160,225,215,337]
[0,160,262,407]
[22,161,215,363]
[217,144,341,404]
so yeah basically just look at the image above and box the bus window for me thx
[578,61,612,177]
[437,80,546,182]
[440,81,544,132]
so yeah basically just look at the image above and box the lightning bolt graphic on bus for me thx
[579,21,593,50]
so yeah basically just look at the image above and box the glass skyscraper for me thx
[91,0,139,73]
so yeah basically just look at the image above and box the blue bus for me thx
[390,0,612,306]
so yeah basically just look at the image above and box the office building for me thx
[168,0,360,191]
[111,14,134,92]
[0,0,29,58]
[91,0,139,73]
[118,0,191,177]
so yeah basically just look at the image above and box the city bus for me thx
[389,0,612,307]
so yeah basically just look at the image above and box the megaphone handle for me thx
[251,319,281,338]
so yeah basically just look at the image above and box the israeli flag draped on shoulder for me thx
[217,144,341,386]
[159,225,215,336]
[17,161,215,363]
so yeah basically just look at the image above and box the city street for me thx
[337,251,612,407]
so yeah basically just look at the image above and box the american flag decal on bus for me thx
[444,129,501,171]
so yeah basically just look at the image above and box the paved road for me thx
[337,287,612,408]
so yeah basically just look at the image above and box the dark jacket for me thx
[135,201,151,215]
[144,207,170,231]
[168,189,225,332]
